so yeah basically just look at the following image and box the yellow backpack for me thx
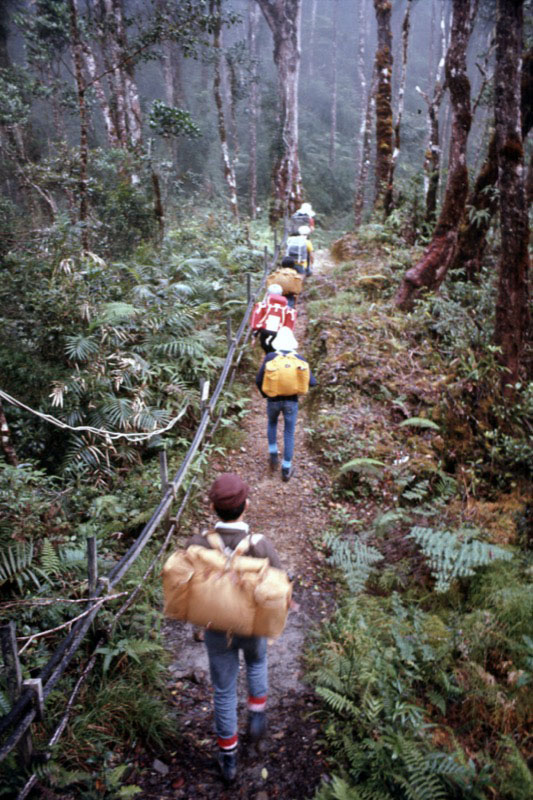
[162,532,291,638]
[261,353,310,397]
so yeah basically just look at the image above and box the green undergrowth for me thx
[0,211,267,795]
[305,231,532,800]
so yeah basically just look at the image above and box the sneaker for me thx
[218,749,237,783]
[269,453,279,472]
[281,466,295,482]
[248,711,267,742]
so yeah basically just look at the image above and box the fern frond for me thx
[408,526,513,592]
[316,686,360,719]
[40,539,61,575]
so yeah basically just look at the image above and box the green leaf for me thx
[340,457,386,475]
[399,418,440,430]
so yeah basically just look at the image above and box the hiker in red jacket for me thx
[251,283,297,354]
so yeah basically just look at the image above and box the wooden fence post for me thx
[0,622,33,766]
[226,317,232,346]
[246,273,251,302]
[87,536,97,597]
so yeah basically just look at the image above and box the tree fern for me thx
[408,526,513,592]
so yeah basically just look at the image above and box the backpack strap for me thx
[206,530,252,569]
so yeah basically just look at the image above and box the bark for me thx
[248,0,260,218]
[494,0,530,385]
[68,0,90,252]
[212,0,239,219]
[308,0,318,78]
[418,1,447,226]
[354,69,377,229]
[388,0,412,207]
[111,0,142,147]
[372,0,394,215]
[99,0,128,145]
[450,131,498,280]
[256,0,302,225]
[328,0,338,169]
[79,30,119,147]
[395,0,473,309]
[451,45,532,281]
[0,400,18,467]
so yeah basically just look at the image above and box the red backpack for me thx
[251,294,291,333]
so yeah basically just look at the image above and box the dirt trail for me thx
[139,251,337,799]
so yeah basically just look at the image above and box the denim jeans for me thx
[267,398,298,469]
[204,630,268,745]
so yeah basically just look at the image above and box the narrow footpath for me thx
[140,252,338,799]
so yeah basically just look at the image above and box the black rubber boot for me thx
[218,749,237,783]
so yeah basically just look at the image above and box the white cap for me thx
[299,203,315,216]
[272,326,298,352]
[298,225,311,236]
[267,283,283,295]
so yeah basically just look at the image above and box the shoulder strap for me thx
[206,530,251,558]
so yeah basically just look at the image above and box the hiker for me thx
[255,326,317,482]
[251,283,297,354]
[279,256,303,308]
[285,226,314,277]
[288,202,316,235]
[186,473,283,783]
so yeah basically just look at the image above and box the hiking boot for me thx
[281,466,295,482]
[269,453,279,472]
[248,711,267,742]
[218,749,237,783]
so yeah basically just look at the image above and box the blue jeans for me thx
[267,398,298,469]
[204,630,268,746]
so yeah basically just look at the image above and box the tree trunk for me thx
[450,131,498,280]
[451,44,532,281]
[0,400,18,467]
[308,0,318,78]
[354,69,377,229]
[372,0,394,215]
[256,0,302,225]
[99,0,128,146]
[418,1,447,226]
[212,0,239,219]
[388,0,412,208]
[111,0,142,148]
[80,33,120,147]
[494,0,531,386]
[248,0,260,218]
[68,0,90,252]
[328,0,338,169]
[395,0,474,309]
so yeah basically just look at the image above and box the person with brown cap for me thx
[186,473,282,783]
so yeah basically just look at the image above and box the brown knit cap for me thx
[208,473,249,510]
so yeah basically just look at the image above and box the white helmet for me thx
[299,203,315,217]
[272,326,298,352]
[267,283,283,295]
[298,225,311,236]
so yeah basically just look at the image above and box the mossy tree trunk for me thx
[388,0,412,209]
[372,0,393,216]
[395,0,474,310]
[494,0,531,386]
[68,0,90,252]
[248,0,260,218]
[256,0,303,226]
[212,0,239,219]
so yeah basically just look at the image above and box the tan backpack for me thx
[162,532,292,638]
[261,353,310,397]
[267,268,304,295]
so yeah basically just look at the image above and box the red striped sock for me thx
[247,694,267,712]
[217,733,238,751]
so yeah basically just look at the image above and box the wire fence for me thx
[0,240,280,795]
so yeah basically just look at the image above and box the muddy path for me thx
[137,251,338,799]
